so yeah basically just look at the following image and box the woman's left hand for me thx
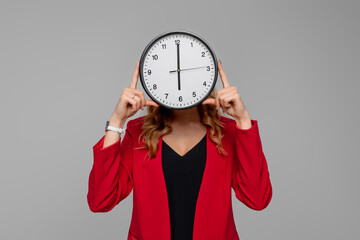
[202,60,252,129]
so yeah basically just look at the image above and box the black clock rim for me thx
[139,29,218,110]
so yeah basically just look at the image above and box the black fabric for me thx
[161,134,207,240]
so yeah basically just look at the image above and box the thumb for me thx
[202,98,216,105]
[145,100,160,107]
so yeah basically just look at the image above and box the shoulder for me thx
[126,116,146,137]
[127,115,235,127]
[126,115,236,133]
[219,115,236,129]
[127,116,146,127]
[219,115,235,123]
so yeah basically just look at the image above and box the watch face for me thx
[139,30,218,110]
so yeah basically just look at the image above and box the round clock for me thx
[139,30,218,110]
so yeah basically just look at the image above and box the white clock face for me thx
[140,32,217,109]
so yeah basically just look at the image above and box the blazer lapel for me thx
[146,126,215,239]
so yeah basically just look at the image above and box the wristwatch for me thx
[105,120,126,136]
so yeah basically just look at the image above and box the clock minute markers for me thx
[140,32,217,110]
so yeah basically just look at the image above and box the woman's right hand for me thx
[111,61,159,125]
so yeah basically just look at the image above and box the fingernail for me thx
[219,59,222,65]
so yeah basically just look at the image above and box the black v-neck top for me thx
[161,134,207,240]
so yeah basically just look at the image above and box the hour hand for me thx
[169,69,181,73]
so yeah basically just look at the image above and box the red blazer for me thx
[87,115,272,240]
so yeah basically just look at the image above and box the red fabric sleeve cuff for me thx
[93,135,121,152]
[234,119,258,132]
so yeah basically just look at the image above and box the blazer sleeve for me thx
[231,119,273,211]
[87,124,134,213]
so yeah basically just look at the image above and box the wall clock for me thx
[139,30,218,110]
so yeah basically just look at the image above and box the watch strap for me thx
[105,120,126,135]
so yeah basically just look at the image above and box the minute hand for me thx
[169,66,208,73]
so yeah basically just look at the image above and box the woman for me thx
[87,60,273,240]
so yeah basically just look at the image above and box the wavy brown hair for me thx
[135,88,228,160]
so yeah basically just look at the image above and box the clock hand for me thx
[169,66,208,73]
[177,43,181,90]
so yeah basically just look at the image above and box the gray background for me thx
[1,0,359,239]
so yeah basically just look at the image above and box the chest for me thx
[161,133,207,182]
[161,128,207,157]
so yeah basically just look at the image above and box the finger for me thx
[223,96,233,108]
[202,98,216,105]
[133,95,141,110]
[218,60,231,88]
[132,89,146,108]
[218,90,230,109]
[145,100,159,107]
[140,92,146,109]
[215,91,220,109]
[129,61,140,89]
[123,95,137,111]
[219,94,233,109]
[219,94,226,109]
[124,92,140,111]
[221,91,236,108]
